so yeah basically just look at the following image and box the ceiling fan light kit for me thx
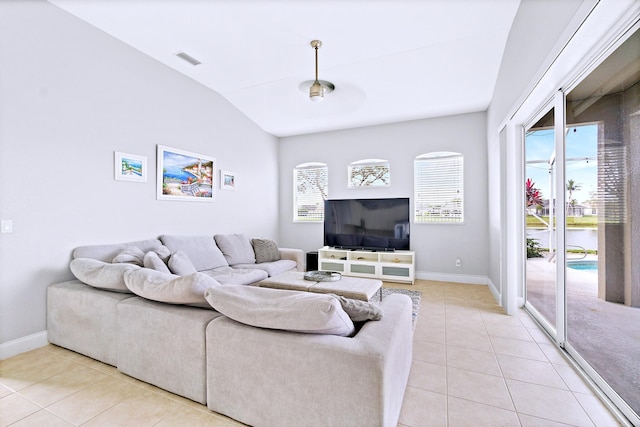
[310,80,324,102]
[308,40,334,102]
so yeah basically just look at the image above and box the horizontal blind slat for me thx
[414,153,464,223]
[294,165,328,222]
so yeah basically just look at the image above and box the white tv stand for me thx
[317,247,415,285]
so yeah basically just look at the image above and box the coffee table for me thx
[257,271,383,302]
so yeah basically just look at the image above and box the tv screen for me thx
[323,198,410,251]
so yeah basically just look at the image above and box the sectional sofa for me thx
[47,234,414,427]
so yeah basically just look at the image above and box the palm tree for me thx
[566,179,582,215]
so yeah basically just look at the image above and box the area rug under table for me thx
[370,288,422,328]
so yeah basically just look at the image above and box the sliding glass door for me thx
[525,108,558,335]
[524,26,640,423]
[564,28,640,421]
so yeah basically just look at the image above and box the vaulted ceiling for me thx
[49,0,521,137]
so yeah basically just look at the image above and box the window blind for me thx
[293,163,328,222]
[414,152,464,223]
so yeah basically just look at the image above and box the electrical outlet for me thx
[455,258,461,267]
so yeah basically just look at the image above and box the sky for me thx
[525,124,597,205]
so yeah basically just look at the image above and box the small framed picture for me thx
[221,170,236,190]
[114,152,147,182]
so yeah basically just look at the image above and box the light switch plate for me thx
[1,220,13,233]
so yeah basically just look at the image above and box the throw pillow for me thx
[204,285,355,336]
[214,234,256,265]
[332,294,384,322]
[70,258,140,292]
[112,246,145,266]
[73,239,162,263]
[124,268,220,307]
[160,235,229,270]
[143,251,171,274]
[167,250,198,275]
[251,238,281,263]
[153,244,172,262]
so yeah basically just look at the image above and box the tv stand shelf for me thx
[317,247,415,284]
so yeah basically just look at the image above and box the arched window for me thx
[348,158,390,188]
[293,162,328,222]
[414,152,464,223]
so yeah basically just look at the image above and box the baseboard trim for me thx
[486,277,502,306]
[415,271,489,285]
[0,331,48,360]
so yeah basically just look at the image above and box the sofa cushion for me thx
[160,235,228,271]
[233,259,296,277]
[214,234,256,266]
[204,285,355,336]
[333,295,384,322]
[72,239,163,263]
[117,297,223,404]
[112,246,146,266]
[153,245,172,261]
[199,266,268,285]
[143,251,171,274]
[124,268,219,307]
[168,250,198,275]
[251,238,281,263]
[70,258,139,292]
[48,280,134,366]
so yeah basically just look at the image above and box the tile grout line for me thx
[480,303,524,426]
[517,314,601,426]
[443,284,450,427]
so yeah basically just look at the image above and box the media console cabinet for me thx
[318,247,415,284]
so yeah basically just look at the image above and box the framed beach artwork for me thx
[114,152,147,182]
[157,145,215,202]
[221,170,236,190]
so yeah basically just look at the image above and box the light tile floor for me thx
[0,280,624,426]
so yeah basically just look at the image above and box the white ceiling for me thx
[48,0,521,137]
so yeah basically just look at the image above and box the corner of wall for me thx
[486,277,502,308]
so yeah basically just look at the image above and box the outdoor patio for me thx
[526,256,640,416]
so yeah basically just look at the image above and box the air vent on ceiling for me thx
[175,52,201,66]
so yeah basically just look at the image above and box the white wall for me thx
[279,112,489,281]
[487,0,589,131]
[0,1,279,348]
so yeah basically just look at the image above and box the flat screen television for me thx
[323,198,410,251]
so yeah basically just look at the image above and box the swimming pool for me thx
[567,260,598,271]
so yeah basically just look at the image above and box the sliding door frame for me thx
[553,91,567,347]
[522,97,560,342]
